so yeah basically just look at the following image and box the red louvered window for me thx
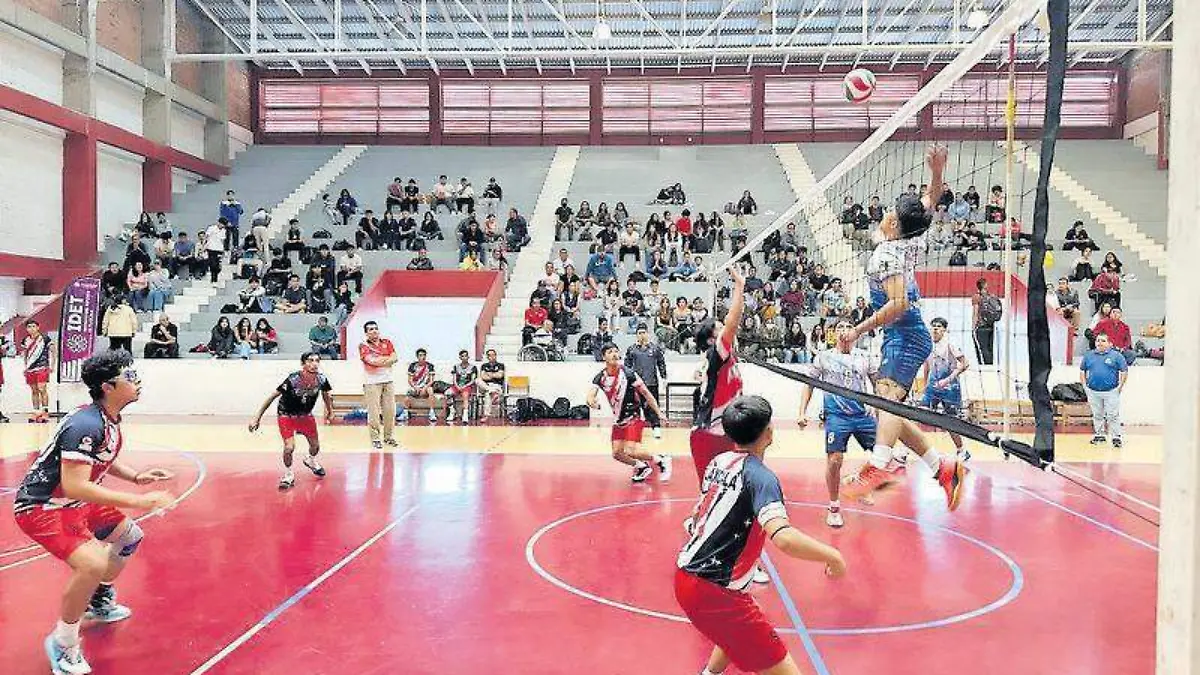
[933,70,1117,129]
[602,78,752,135]
[259,79,430,135]
[764,74,921,133]
[441,80,589,136]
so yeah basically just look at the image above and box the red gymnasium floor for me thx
[0,450,1159,674]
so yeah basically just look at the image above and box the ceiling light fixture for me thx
[966,7,989,30]
[593,0,612,41]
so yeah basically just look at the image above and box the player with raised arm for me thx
[690,266,746,482]
[797,319,877,528]
[249,352,335,490]
[839,145,968,510]
[588,344,672,483]
[919,317,970,460]
[12,350,175,675]
[676,395,846,675]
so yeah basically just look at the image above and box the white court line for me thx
[1016,486,1158,552]
[188,504,419,675]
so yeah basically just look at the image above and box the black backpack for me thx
[576,333,594,356]
[551,397,571,419]
[568,405,591,421]
[312,229,333,239]
[1051,383,1087,403]
[979,293,1003,325]
[949,250,968,267]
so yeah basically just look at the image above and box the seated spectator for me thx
[402,178,422,213]
[736,315,762,358]
[1088,268,1121,313]
[591,317,614,361]
[337,245,364,293]
[407,248,434,271]
[419,212,444,242]
[735,190,758,227]
[459,218,487,262]
[126,261,150,312]
[238,246,266,280]
[505,208,530,251]
[153,233,173,268]
[309,316,340,359]
[596,202,613,229]
[551,248,575,275]
[1085,301,1114,350]
[780,280,806,323]
[949,193,971,222]
[964,185,982,217]
[646,249,668,279]
[936,182,955,209]
[170,232,203,279]
[208,317,236,359]
[618,223,641,264]
[548,297,579,337]
[985,185,1006,224]
[744,266,765,293]
[276,275,309,314]
[539,262,561,295]
[1093,306,1135,365]
[652,297,677,350]
[1052,277,1082,329]
[756,314,784,361]
[614,201,630,225]
[489,242,510,278]
[481,213,501,242]
[459,250,483,271]
[928,221,954,251]
[238,277,269,313]
[621,278,645,315]
[1063,220,1097,252]
[532,319,557,351]
[407,349,441,422]
[575,200,595,239]
[386,176,405,213]
[143,314,179,359]
[1101,251,1123,275]
[1000,217,1033,248]
[146,261,173,312]
[321,193,340,228]
[820,278,849,318]
[692,255,710,282]
[255,318,279,354]
[313,244,337,283]
[962,222,988,250]
[283,219,306,256]
[554,198,575,240]
[584,244,617,293]
[523,297,548,346]
[331,281,355,325]
[124,232,152,273]
[561,279,582,316]
[480,177,503,216]
[263,252,292,292]
[336,188,358,227]
[393,211,417,250]
[135,212,157,238]
[234,318,255,359]
[654,183,686,205]
[357,210,380,250]
[431,175,454,213]
[671,296,695,345]
[596,222,619,249]
[478,349,506,417]
[643,213,666,249]
[780,318,809,364]
[305,263,335,313]
[455,178,476,214]
[669,252,699,282]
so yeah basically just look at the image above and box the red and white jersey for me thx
[677,452,787,590]
[14,404,123,514]
[692,333,743,432]
[22,334,51,373]
[592,365,645,426]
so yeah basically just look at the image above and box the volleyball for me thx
[843,68,877,103]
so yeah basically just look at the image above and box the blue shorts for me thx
[922,389,963,416]
[878,326,933,392]
[825,418,877,454]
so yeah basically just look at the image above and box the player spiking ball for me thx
[838,144,969,510]
[12,350,176,675]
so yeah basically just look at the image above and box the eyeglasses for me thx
[108,369,140,386]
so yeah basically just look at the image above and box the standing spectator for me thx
[1080,333,1128,448]
[480,177,503,216]
[219,190,244,257]
[1088,268,1121,313]
[478,349,506,418]
[101,297,137,353]
[204,219,227,282]
[250,207,271,255]
[309,316,339,359]
[359,321,399,448]
[336,189,358,227]
[144,314,179,359]
[735,190,758,227]
[1093,306,1135,365]
[337,246,365,293]
[208,316,236,358]
[971,278,1002,365]
[624,325,668,439]
[20,320,53,422]
[505,208,530,250]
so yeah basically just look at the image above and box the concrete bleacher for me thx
[1051,140,1169,249]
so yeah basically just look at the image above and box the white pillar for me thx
[1157,2,1200,672]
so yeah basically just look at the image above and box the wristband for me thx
[769,525,793,541]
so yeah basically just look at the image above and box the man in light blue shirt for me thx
[1079,333,1129,448]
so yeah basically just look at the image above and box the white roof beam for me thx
[274,0,341,73]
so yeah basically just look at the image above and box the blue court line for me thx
[1016,486,1158,552]
[761,552,833,675]
[188,503,419,675]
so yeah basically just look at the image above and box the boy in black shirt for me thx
[478,349,506,418]
[249,352,334,490]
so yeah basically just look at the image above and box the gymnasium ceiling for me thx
[179,0,1174,74]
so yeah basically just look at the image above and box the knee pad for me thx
[111,522,144,559]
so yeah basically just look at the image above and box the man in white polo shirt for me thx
[358,321,399,449]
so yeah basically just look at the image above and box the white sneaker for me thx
[428,409,437,422]
[752,567,770,584]
[652,426,662,440]
[303,455,326,478]
[45,635,92,675]
[631,462,653,482]
[278,471,295,490]
[655,454,673,481]
[826,508,845,528]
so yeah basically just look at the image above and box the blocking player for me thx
[839,145,968,510]
[12,350,175,675]
[676,395,846,675]
[587,344,672,483]
[22,319,53,423]
[249,352,334,490]
[690,266,746,483]
[919,317,969,460]
[797,319,877,528]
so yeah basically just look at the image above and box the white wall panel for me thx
[170,104,205,157]
[0,112,64,259]
[97,144,143,249]
[94,72,144,136]
[0,277,24,324]
[228,123,252,162]
[171,168,202,195]
[0,29,64,104]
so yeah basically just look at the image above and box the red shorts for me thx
[24,369,49,386]
[15,504,127,561]
[611,418,646,443]
[690,427,735,482]
[674,569,788,672]
[278,415,318,441]
[447,384,474,398]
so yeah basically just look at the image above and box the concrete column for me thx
[62,53,94,116]
[63,132,98,263]
[142,0,170,77]
[143,90,173,146]
[202,28,230,164]
[143,159,173,213]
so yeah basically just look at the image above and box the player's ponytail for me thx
[694,319,718,352]
[894,194,932,239]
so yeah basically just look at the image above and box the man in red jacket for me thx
[1093,306,1135,365]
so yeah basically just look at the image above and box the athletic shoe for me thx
[935,458,968,511]
[0,413,9,423]
[1112,437,1123,449]
[655,454,673,482]
[752,567,770,584]
[683,516,695,536]
[1090,435,1106,445]
[857,493,876,506]
[303,455,326,478]
[278,471,295,490]
[841,464,893,500]
[958,447,972,462]
[652,426,662,440]
[84,586,132,624]
[383,438,399,447]
[371,440,383,450]
[428,409,437,422]
[826,507,845,529]
[44,635,91,675]
[631,462,653,482]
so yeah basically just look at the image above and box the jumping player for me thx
[919,317,969,461]
[839,145,968,510]
[249,352,334,490]
[446,349,478,424]
[22,319,53,423]
[12,350,175,675]
[676,395,846,675]
[690,266,746,483]
[587,344,672,483]
[797,319,877,528]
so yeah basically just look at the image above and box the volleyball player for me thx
[587,344,672,482]
[446,349,478,424]
[839,144,968,510]
[797,319,877,528]
[249,352,334,490]
[690,266,746,482]
[919,317,969,460]
[22,319,53,423]
[12,350,175,675]
[676,396,846,675]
